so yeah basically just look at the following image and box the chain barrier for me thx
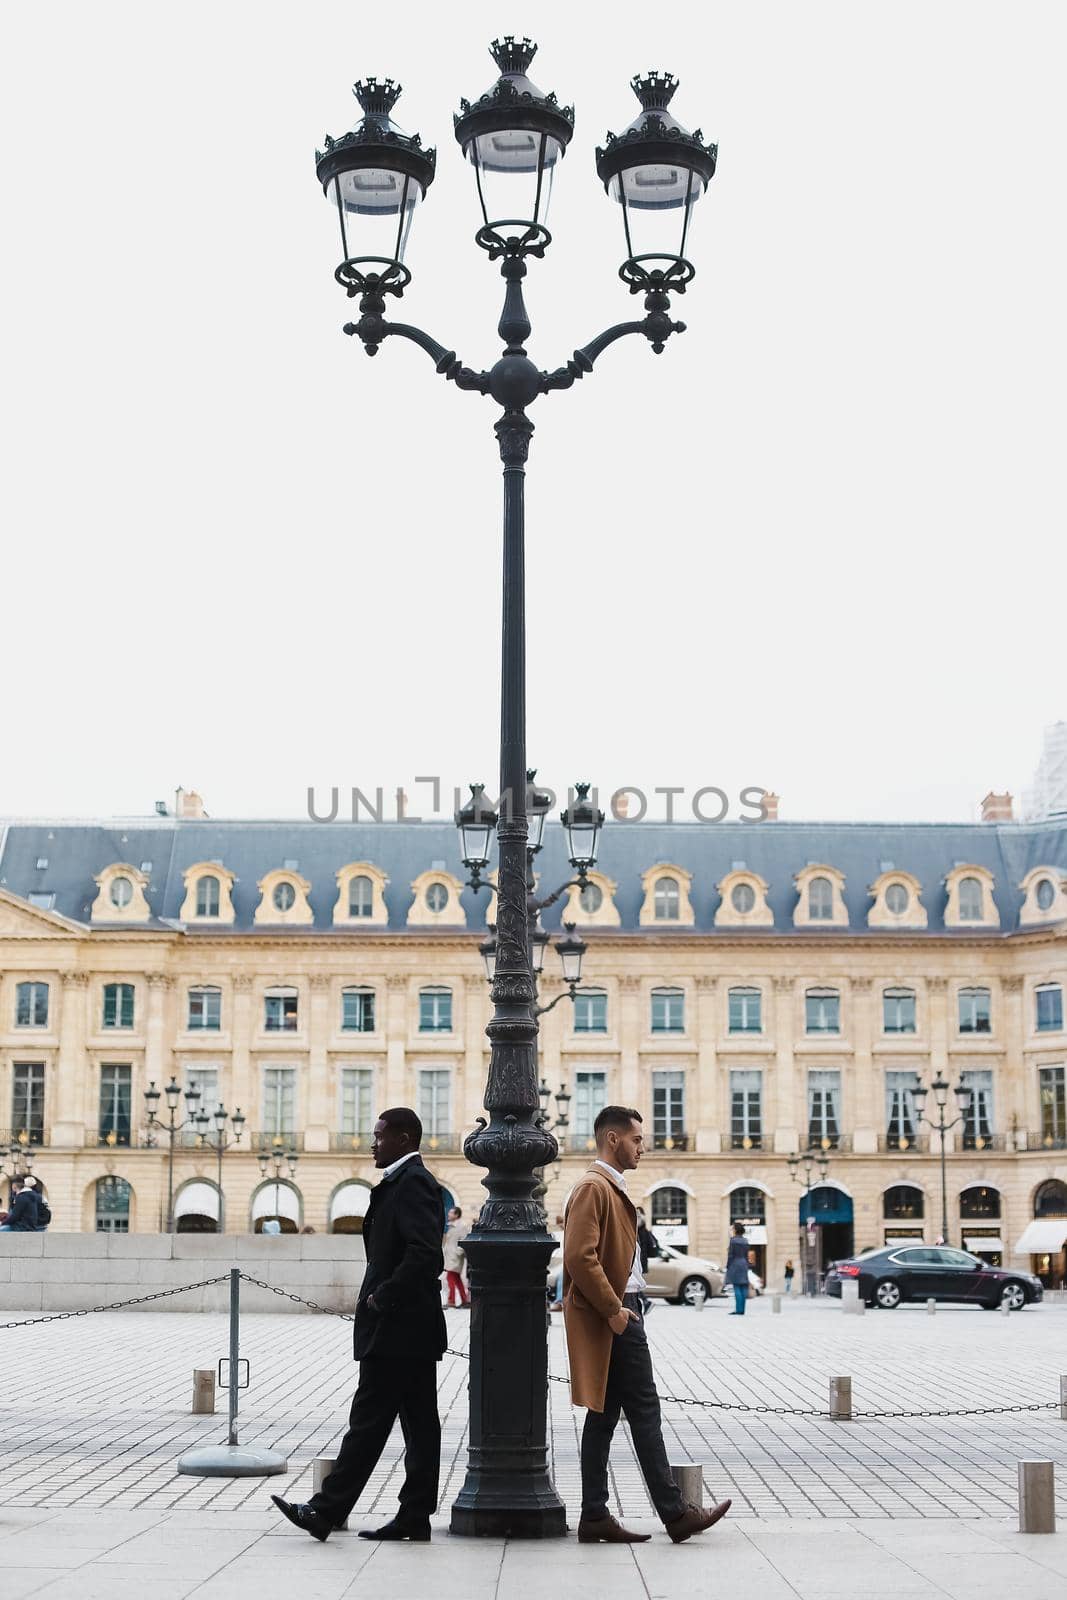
[233,1274,1061,1419]
[0,1274,232,1329]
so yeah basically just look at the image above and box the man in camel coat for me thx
[562,1104,732,1544]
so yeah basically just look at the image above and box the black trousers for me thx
[309,1355,441,1527]
[580,1296,686,1524]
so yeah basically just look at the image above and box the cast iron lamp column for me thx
[314,36,716,1539]
[194,1104,246,1233]
[911,1074,974,1246]
[257,1142,300,1230]
[144,1076,202,1233]
[788,1146,830,1296]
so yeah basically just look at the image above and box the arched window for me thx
[348,874,373,917]
[196,875,220,917]
[959,1185,1000,1220]
[809,876,833,919]
[1036,877,1056,911]
[650,987,685,1034]
[1034,1180,1067,1218]
[958,876,983,921]
[419,986,452,1032]
[653,877,679,920]
[729,1186,766,1224]
[251,1180,301,1233]
[883,1184,924,1220]
[110,875,133,909]
[95,1175,131,1233]
[650,1186,688,1228]
[174,1179,222,1233]
[329,1181,373,1235]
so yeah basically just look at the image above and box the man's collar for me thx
[381,1150,421,1181]
[593,1158,627,1189]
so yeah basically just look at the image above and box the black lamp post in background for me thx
[144,1076,201,1233]
[535,1079,572,1201]
[788,1146,830,1296]
[912,1073,974,1246]
[257,1140,300,1232]
[314,36,716,1538]
[194,1103,246,1233]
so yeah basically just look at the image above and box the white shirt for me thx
[381,1149,420,1180]
[594,1159,646,1295]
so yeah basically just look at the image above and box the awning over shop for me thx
[964,1236,1004,1252]
[174,1181,220,1221]
[1013,1220,1067,1255]
[744,1225,768,1245]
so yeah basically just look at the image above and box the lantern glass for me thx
[556,923,587,985]
[531,925,549,974]
[611,162,704,263]
[467,129,562,230]
[457,784,497,870]
[164,1076,182,1112]
[562,784,603,871]
[480,926,497,982]
[330,169,421,266]
[214,1104,228,1133]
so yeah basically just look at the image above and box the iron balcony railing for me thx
[879,1133,931,1153]
[651,1133,690,1151]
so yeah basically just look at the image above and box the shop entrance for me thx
[799,1185,854,1288]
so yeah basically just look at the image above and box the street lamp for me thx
[315,36,715,1539]
[193,1104,246,1233]
[911,1073,974,1245]
[257,1140,300,1232]
[2,1130,36,1190]
[534,1079,572,1200]
[788,1146,831,1296]
[144,1075,202,1233]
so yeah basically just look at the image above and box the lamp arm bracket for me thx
[533,985,576,1018]
[530,878,582,913]
[542,311,688,390]
[343,315,491,392]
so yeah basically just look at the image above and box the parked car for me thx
[548,1243,725,1306]
[825,1245,1043,1311]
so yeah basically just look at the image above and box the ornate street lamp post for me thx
[788,1146,830,1296]
[257,1141,300,1231]
[314,37,716,1538]
[912,1074,974,1246]
[144,1076,202,1233]
[194,1103,246,1233]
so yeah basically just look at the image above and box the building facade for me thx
[1,804,1066,1286]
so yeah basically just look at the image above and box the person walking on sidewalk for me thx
[725,1222,751,1315]
[562,1105,732,1545]
[442,1205,470,1307]
[783,1258,795,1295]
[271,1106,446,1544]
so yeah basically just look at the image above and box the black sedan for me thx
[825,1245,1043,1311]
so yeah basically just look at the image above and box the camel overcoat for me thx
[562,1164,638,1412]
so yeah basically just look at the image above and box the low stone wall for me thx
[0,1232,366,1314]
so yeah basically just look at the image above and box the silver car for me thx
[549,1242,725,1307]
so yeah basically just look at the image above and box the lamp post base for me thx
[448,1232,567,1539]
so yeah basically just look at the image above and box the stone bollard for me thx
[926,1298,936,1315]
[192,1370,216,1415]
[313,1458,349,1528]
[671,1461,704,1508]
[854,1296,866,1317]
[829,1376,852,1421]
[1000,1298,1011,1317]
[1060,1375,1067,1422]
[694,1294,705,1312]
[842,1281,859,1313]
[1018,1461,1056,1533]
[771,1294,782,1314]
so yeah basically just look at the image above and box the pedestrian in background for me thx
[725,1222,751,1315]
[442,1205,470,1307]
[636,1207,659,1315]
[783,1258,795,1295]
[0,1176,43,1232]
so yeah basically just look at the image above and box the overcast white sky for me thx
[2,1,1064,825]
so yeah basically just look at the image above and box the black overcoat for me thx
[353,1154,448,1362]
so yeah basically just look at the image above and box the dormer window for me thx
[425,882,448,913]
[731,882,755,913]
[273,881,297,912]
[196,876,220,917]
[885,883,909,914]
[944,865,998,929]
[406,870,466,927]
[958,877,983,921]
[1036,878,1055,911]
[580,883,602,913]
[793,865,848,928]
[349,875,373,917]
[808,877,833,920]
[91,863,152,923]
[654,877,679,920]
[639,865,694,926]
[110,876,133,909]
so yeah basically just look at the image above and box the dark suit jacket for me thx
[725,1234,751,1286]
[3,1190,40,1232]
[353,1154,448,1363]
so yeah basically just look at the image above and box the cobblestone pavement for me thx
[2,1294,1066,1521]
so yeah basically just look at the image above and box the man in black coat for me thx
[272,1107,446,1543]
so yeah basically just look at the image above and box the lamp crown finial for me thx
[632,71,679,111]
[490,35,538,75]
[353,76,402,117]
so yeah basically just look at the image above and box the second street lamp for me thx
[194,1104,246,1233]
[316,35,715,1538]
[144,1075,202,1233]
[912,1074,974,1246]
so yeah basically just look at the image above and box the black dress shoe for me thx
[270,1495,332,1542]
[358,1517,432,1542]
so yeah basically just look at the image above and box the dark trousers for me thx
[580,1296,686,1524]
[309,1355,441,1527]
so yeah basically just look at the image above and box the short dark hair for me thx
[379,1107,423,1147]
[733,1221,745,1235]
[593,1105,642,1139]
[451,1205,462,1218]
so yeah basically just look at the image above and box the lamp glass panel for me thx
[611,163,703,259]
[331,172,420,264]
[469,132,561,227]
[559,943,583,984]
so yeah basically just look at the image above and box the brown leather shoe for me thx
[666,1498,732,1544]
[577,1513,651,1544]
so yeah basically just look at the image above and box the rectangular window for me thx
[12,1062,45,1143]
[1039,1065,1066,1146]
[15,982,49,1028]
[1036,985,1064,1033]
[342,989,376,1032]
[730,1069,762,1149]
[885,1069,919,1148]
[99,1063,132,1146]
[958,988,991,1034]
[264,991,298,1032]
[573,990,608,1033]
[650,988,685,1033]
[185,1066,219,1116]
[572,1071,607,1141]
[263,1067,296,1136]
[187,988,222,1030]
[418,989,452,1032]
[652,1070,686,1147]
[728,987,762,1034]
[418,1068,451,1138]
[808,1068,841,1147]
[960,1068,994,1148]
[805,989,840,1034]
[102,983,135,1029]
[883,988,916,1034]
[340,1067,374,1139]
